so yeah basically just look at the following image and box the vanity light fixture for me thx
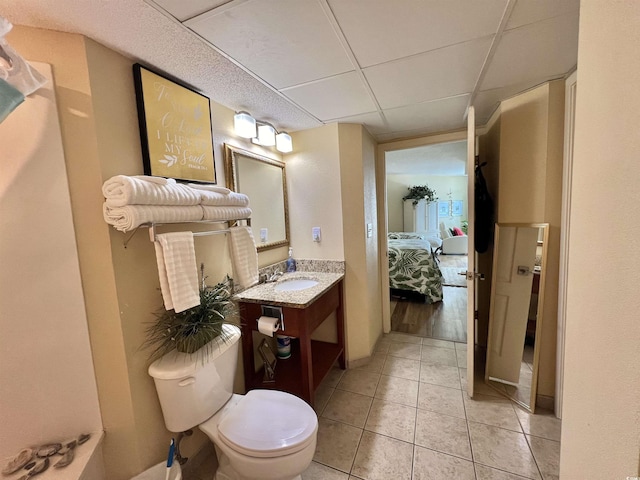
[275,132,293,153]
[236,110,293,152]
[234,111,257,138]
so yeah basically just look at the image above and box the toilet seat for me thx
[217,390,317,458]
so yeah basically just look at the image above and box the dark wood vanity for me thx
[237,277,345,407]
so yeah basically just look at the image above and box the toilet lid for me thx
[217,390,317,458]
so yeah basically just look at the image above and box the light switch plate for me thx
[260,228,268,243]
[367,223,373,238]
[312,227,321,242]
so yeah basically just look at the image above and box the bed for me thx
[388,234,443,303]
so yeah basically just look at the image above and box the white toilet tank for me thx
[149,324,241,432]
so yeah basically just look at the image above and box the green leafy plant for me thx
[143,264,238,362]
[461,220,468,235]
[403,185,438,206]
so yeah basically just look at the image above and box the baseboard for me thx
[348,356,371,369]
[536,394,555,411]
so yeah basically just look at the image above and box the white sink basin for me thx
[274,278,319,292]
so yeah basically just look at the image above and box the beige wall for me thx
[287,124,344,261]
[386,174,468,232]
[561,1,640,477]
[339,124,382,361]
[0,61,103,460]
[7,26,289,479]
[496,81,564,399]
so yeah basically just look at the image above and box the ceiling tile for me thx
[329,111,388,135]
[364,37,492,109]
[186,0,354,89]
[150,0,230,22]
[328,0,508,68]
[481,13,578,91]
[386,141,467,175]
[281,72,377,121]
[381,95,470,137]
[506,0,580,30]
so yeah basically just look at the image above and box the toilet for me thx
[148,324,318,480]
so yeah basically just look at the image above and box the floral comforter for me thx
[388,238,443,303]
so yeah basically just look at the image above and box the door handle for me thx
[517,266,533,276]
[459,271,485,280]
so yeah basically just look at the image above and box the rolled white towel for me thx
[201,206,252,222]
[133,175,176,185]
[102,175,201,207]
[103,204,204,232]
[187,183,231,195]
[196,190,250,207]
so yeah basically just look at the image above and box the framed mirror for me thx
[224,144,289,252]
[485,223,549,412]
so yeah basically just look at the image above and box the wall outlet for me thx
[312,227,321,242]
[260,228,268,243]
[367,223,373,238]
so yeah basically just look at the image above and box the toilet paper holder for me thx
[257,305,285,332]
[257,339,277,383]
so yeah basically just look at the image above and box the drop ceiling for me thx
[1,0,579,142]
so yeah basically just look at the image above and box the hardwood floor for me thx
[390,254,468,343]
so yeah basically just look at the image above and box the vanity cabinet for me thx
[238,279,345,407]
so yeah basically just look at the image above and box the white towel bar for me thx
[122,218,251,248]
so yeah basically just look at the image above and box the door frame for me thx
[376,130,468,334]
[556,70,577,418]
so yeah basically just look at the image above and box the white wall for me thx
[0,64,102,459]
[386,174,468,232]
[561,1,640,478]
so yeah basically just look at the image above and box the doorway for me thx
[379,136,470,343]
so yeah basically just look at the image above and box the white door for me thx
[486,225,538,383]
[425,201,439,238]
[466,106,476,397]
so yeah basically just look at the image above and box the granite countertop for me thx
[234,271,344,308]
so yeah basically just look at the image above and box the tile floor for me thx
[186,332,561,480]
[303,332,561,480]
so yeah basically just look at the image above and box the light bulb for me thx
[234,112,256,138]
[257,124,276,146]
[276,132,293,153]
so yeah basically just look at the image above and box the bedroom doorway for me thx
[380,136,470,344]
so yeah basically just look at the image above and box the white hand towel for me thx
[103,204,204,232]
[154,232,200,313]
[229,226,259,290]
[102,175,201,207]
[187,183,231,195]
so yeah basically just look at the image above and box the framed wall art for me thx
[133,64,216,183]
[452,200,463,216]
[438,201,450,217]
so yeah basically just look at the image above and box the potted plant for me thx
[403,185,438,206]
[461,220,468,235]
[143,264,238,362]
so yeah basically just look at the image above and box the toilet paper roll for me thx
[257,316,279,336]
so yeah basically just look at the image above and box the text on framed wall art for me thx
[133,64,216,183]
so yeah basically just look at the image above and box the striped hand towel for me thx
[154,232,200,313]
[228,226,259,290]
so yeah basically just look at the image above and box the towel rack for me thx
[122,218,251,248]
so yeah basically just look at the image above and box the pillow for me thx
[453,226,465,236]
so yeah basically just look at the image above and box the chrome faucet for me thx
[266,270,284,283]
